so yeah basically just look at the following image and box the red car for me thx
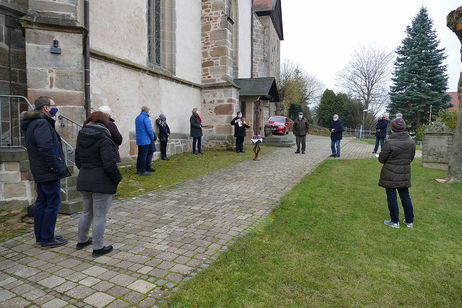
[266,116,290,135]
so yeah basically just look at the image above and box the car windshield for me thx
[269,117,285,123]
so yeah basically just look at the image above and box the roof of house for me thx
[234,77,280,102]
[448,92,460,113]
[253,0,284,40]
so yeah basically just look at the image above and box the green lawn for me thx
[360,138,422,151]
[164,158,462,307]
[116,145,278,200]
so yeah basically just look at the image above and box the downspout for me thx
[84,0,91,117]
[250,0,254,78]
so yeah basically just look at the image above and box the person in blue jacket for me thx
[373,114,389,153]
[135,106,156,175]
[329,114,343,158]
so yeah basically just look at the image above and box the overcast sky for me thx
[280,0,461,94]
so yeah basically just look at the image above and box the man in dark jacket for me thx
[21,96,70,248]
[98,106,122,162]
[373,114,388,153]
[135,106,156,175]
[293,112,309,154]
[230,111,248,153]
[329,114,343,157]
[379,117,416,229]
[190,108,203,154]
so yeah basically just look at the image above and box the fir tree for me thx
[389,7,451,130]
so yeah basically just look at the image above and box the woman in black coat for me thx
[373,115,388,153]
[379,117,416,229]
[75,111,122,257]
[156,114,171,160]
[190,108,203,154]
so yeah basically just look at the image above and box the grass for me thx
[360,138,423,151]
[164,158,462,307]
[116,145,278,200]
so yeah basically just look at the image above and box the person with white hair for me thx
[98,106,123,162]
[155,114,171,160]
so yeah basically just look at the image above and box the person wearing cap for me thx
[20,96,70,248]
[379,117,416,229]
[329,114,343,157]
[373,113,389,153]
[293,112,309,154]
[155,114,171,160]
[230,111,249,153]
[98,106,122,163]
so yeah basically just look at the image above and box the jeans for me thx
[331,139,341,157]
[235,136,244,152]
[34,180,61,243]
[296,135,306,152]
[160,140,168,159]
[193,136,202,153]
[386,188,414,224]
[137,143,154,173]
[78,191,113,250]
[374,137,385,153]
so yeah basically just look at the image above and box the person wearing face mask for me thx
[379,117,416,229]
[293,112,309,154]
[329,114,344,158]
[230,111,249,153]
[20,96,71,248]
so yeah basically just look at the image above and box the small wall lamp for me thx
[50,39,62,54]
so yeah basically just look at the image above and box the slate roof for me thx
[253,0,283,40]
[234,77,280,102]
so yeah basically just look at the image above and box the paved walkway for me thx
[0,136,414,307]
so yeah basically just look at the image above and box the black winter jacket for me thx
[375,119,388,138]
[75,122,122,194]
[230,117,247,137]
[329,119,344,141]
[107,118,122,163]
[190,114,203,137]
[21,111,70,183]
[156,118,171,142]
[378,131,416,188]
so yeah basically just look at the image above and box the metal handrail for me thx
[1,94,80,202]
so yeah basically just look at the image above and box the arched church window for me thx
[147,0,176,73]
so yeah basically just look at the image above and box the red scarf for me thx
[195,113,202,123]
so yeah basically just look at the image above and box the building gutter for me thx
[84,0,90,117]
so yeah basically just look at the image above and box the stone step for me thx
[60,198,83,214]
[61,186,80,200]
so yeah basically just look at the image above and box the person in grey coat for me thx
[293,112,309,154]
[190,108,203,154]
[378,117,416,229]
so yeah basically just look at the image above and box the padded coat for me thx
[378,131,416,188]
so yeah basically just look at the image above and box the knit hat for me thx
[98,105,112,115]
[391,117,406,132]
[159,114,166,120]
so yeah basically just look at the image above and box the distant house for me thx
[447,92,460,113]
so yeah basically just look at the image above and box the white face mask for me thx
[238,114,242,118]
[298,115,303,119]
[333,118,338,121]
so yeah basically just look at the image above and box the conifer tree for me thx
[389,7,451,130]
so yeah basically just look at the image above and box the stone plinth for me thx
[422,121,454,170]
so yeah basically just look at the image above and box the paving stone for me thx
[0,289,15,303]
[105,299,131,308]
[109,273,137,286]
[122,291,145,304]
[165,272,184,283]
[84,292,115,308]
[37,275,66,288]
[106,285,130,297]
[93,281,114,292]
[127,280,156,294]
[65,285,95,299]
[1,296,30,307]
[170,264,193,275]
[79,276,100,287]
[55,281,77,293]
[147,268,168,278]
[21,288,47,301]
[42,298,68,308]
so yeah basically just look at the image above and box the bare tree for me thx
[446,7,462,182]
[279,59,324,114]
[337,45,394,117]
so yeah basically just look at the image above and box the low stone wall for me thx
[422,121,454,170]
[0,149,35,209]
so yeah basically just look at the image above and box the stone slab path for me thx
[0,136,414,307]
